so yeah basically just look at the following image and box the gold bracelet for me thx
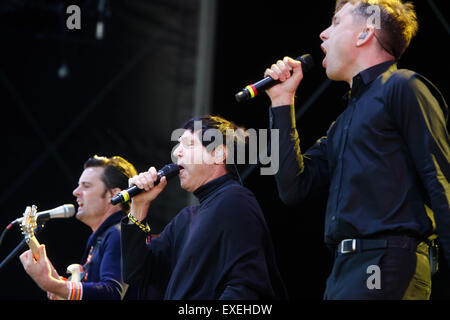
[128,212,151,233]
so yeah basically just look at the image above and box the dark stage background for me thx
[0,0,448,300]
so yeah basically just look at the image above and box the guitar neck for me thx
[26,236,41,261]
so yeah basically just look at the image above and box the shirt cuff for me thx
[269,105,295,130]
[67,281,83,300]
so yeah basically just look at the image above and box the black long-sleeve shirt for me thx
[121,174,287,299]
[270,61,450,263]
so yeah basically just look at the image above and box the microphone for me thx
[12,204,75,226]
[235,54,314,103]
[110,163,180,205]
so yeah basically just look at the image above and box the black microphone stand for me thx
[0,222,45,271]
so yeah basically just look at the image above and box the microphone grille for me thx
[63,204,76,217]
[158,164,180,179]
[297,54,314,73]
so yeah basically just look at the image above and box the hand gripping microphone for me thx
[235,54,314,103]
[110,164,180,205]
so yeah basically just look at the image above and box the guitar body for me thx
[52,263,84,300]
[66,264,83,282]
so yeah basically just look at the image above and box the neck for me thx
[192,166,228,193]
[348,53,395,87]
[202,167,228,188]
[89,206,119,233]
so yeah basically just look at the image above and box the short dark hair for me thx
[181,115,248,177]
[335,0,418,59]
[84,155,137,213]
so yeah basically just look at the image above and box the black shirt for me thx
[270,61,450,263]
[121,174,287,299]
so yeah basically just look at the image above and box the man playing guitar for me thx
[20,155,137,300]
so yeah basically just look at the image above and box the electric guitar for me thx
[20,205,83,299]
[20,205,41,261]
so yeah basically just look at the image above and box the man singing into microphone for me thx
[121,115,287,299]
[20,155,138,300]
[264,0,450,299]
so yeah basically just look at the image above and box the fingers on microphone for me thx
[265,56,301,82]
[148,167,158,177]
[129,173,142,188]
[139,170,154,191]
[132,172,151,191]
[264,68,276,80]
[283,57,294,71]
[277,60,291,81]
[285,56,302,69]
[267,59,292,82]
[271,63,282,80]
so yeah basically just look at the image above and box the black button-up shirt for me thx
[270,61,450,262]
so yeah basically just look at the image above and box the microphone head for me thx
[297,54,314,73]
[235,91,248,103]
[158,164,180,180]
[61,204,76,218]
[11,204,76,225]
[45,204,76,219]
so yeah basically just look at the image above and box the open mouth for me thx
[320,44,327,67]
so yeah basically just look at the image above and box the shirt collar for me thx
[349,60,397,99]
[85,210,123,250]
[193,174,236,204]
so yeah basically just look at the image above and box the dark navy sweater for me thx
[121,174,287,299]
[80,211,128,299]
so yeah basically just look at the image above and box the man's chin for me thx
[75,211,84,221]
[179,180,189,191]
[325,68,342,82]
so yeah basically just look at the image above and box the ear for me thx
[213,145,227,164]
[356,26,375,47]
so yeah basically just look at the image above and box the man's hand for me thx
[128,167,168,221]
[19,245,70,298]
[264,56,304,107]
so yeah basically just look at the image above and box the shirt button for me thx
[331,216,336,221]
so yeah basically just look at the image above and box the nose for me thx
[320,26,330,41]
[73,185,81,197]
[172,143,182,159]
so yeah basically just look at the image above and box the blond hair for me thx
[335,0,418,59]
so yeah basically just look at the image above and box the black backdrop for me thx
[0,0,449,300]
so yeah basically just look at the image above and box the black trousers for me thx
[324,242,431,299]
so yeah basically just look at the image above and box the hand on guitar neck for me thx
[19,205,81,300]
[20,205,40,261]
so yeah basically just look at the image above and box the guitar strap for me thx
[80,223,119,281]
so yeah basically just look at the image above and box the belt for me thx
[336,235,421,256]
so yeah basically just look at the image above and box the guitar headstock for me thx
[20,205,38,243]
